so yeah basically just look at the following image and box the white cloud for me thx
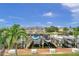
[8,16,24,20]
[62,3,79,13]
[43,12,54,17]
[46,21,53,27]
[62,3,79,21]
[71,8,79,12]
[70,21,79,25]
[56,25,62,28]
[0,19,5,23]
[62,3,79,8]
[47,21,53,25]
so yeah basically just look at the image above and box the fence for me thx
[3,48,79,56]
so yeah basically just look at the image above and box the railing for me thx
[51,39,58,48]
[26,36,33,48]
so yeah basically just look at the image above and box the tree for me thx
[73,27,79,37]
[0,24,28,55]
[63,27,69,32]
[45,26,58,32]
[0,28,9,56]
[7,24,28,55]
[63,27,69,35]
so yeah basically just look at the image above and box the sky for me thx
[0,3,79,28]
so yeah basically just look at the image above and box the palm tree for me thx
[73,27,79,48]
[8,24,28,55]
[0,28,9,56]
[63,27,69,35]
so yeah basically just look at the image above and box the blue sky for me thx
[0,3,79,28]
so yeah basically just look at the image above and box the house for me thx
[26,26,45,34]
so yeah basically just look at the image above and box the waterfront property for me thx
[0,24,79,56]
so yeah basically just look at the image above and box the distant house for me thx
[26,27,45,34]
[59,28,64,32]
